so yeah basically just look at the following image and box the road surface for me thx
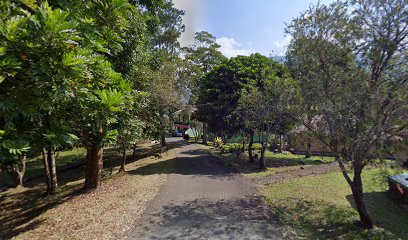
[125,138,286,239]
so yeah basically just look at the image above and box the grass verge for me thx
[206,144,335,178]
[262,168,408,239]
[0,148,87,187]
[0,145,175,239]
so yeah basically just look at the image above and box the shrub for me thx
[251,143,263,151]
[183,134,190,141]
[220,143,243,154]
[214,137,224,148]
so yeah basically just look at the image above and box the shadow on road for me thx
[126,196,285,239]
[128,145,236,179]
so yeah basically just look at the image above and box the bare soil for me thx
[252,162,339,185]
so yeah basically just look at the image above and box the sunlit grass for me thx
[262,168,408,239]
[1,148,86,186]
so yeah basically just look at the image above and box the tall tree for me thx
[236,75,300,168]
[286,0,408,228]
[148,60,191,146]
[60,0,149,190]
[0,1,90,193]
[183,31,226,144]
[196,53,291,159]
[183,31,227,103]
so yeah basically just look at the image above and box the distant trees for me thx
[196,53,299,168]
[286,0,408,229]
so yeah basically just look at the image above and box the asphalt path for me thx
[125,138,286,239]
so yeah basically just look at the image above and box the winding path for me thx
[125,138,287,239]
[253,162,339,186]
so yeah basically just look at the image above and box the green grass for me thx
[1,148,86,187]
[216,149,335,178]
[262,168,408,239]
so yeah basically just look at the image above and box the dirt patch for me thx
[253,162,339,185]
[0,147,175,240]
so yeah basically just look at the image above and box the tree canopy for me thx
[286,0,408,229]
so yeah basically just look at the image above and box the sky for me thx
[173,0,334,58]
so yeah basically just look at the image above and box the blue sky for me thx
[174,0,334,57]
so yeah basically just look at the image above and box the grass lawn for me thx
[0,148,86,187]
[262,168,408,239]
[209,144,336,178]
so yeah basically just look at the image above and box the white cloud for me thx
[216,37,254,58]
[173,0,199,47]
[273,35,292,55]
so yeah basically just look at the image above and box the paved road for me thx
[125,139,286,239]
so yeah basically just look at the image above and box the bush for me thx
[218,142,263,153]
[214,137,224,148]
[250,143,263,151]
[183,134,190,141]
[220,143,243,154]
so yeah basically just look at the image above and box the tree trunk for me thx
[350,169,374,229]
[42,147,58,194]
[242,133,246,153]
[278,135,283,153]
[47,147,58,194]
[119,149,127,172]
[259,142,267,169]
[259,128,266,169]
[84,144,104,190]
[161,134,166,147]
[12,154,26,187]
[305,142,312,158]
[159,108,167,147]
[248,131,254,162]
[132,143,137,157]
[202,124,208,145]
[42,148,52,191]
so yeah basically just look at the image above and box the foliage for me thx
[0,0,188,190]
[220,143,264,154]
[214,137,224,148]
[196,53,288,137]
[286,0,408,228]
[220,143,242,154]
[183,31,227,103]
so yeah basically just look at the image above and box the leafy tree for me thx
[183,31,227,103]
[56,0,150,190]
[143,0,185,65]
[0,1,90,193]
[286,0,408,228]
[134,0,187,147]
[148,60,191,146]
[196,53,292,161]
[115,92,147,172]
[0,0,148,191]
[236,76,300,169]
[183,31,226,144]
